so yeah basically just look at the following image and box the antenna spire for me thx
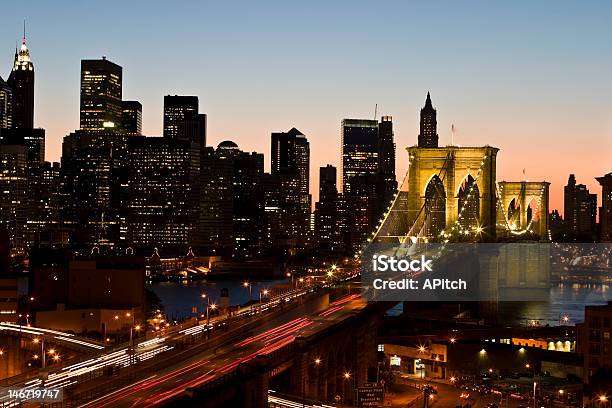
[374,103,378,120]
[23,19,26,43]
[451,124,455,146]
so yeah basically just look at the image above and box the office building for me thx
[341,118,379,194]
[577,301,612,384]
[121,100,142,136]
[418,92,438,148]
[61,131,130,249]
[315,165,339,251]
[564,174,597,239]
[0,77,12,129]
[198,141,264,259]
[127,136,200,250]
[163,95,206,145]
[79,57,122,131]
[596,173,612,242]
[376,115,397,218]
[0,144,28,257]
[341,118,380,250]
[7,36,35,129]
[270,128,311,251]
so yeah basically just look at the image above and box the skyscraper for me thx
[61,131,130,249]
[270,128,311,251]
[564,174,597,239]
[121,101,142,136]
[163,95,206,145]
[315,165,338,251]
[376,115,397,217]
[198,142,265,259]
[0,144,28,257]
[596,173,612,242]
[341,119,379,194]
[271,128,310,199]
[7,34,35,129]
[79,57,122,131]
[418,92,438,148]
[341,118,379,251]
[127,136,199,250]
[0,77,12,129]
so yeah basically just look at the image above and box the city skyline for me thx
[2,1,612,212]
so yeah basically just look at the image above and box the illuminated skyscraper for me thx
[564,174,597,239]
[376,115,397,216]
[315,165,339,251]
[163,95,206,145]
[127,136,200,250]
[0,77,12,129]
[0,144,28,257]
[418,92,438,148]
[270,128,311,251]
[271,128,310,200]
[199,142,265,259]
[61,131,130,249]
[79,57,122,131]
[341,119,379,250]
[7,34,35,129]
[121,101,142,136]
[341,119,379,194]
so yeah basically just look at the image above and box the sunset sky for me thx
[2,0,611,212]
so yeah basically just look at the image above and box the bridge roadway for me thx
[68,292,365,407]
[0,323,105,353]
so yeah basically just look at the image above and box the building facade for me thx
[79,58,122,131]
[0,77,12,129]
[418,92,438,148]
[121,100,142,136]
[564,174,597,239]
[596,173,612,242]
[127,136,200,250]
[7,37,35,129]
[163,95,206,145]
[270,128,311,253]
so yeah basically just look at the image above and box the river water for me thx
[150,280,609,325]
[149,279,286,319]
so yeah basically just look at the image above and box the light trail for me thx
[86,359,211,408]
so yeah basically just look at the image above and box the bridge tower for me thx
[406,145,499,240]
[497,181,550,239]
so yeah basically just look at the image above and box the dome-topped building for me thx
[217,140,239,150]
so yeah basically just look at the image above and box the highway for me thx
[74,293,364,407]
[0,266,361,408]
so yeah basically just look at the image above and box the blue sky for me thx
[2,0,611,209]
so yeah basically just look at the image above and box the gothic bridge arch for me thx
[407,145,499,240]
[497,181,550,239]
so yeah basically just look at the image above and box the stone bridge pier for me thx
[185,302,389,408]
[285,304,382,405]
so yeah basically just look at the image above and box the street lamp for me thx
[33,337,46,368]
[301,358,322,408]
[201,292,210,322]
[525,363,536,408]
[260,288,269,303]
[243,281,252,305]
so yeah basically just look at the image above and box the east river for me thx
[150,280,609,326]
